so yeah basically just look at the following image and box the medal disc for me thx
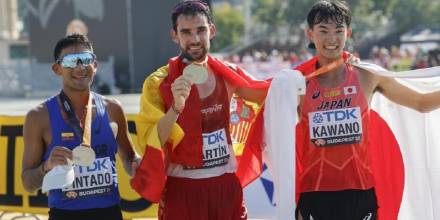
[72,145,95,167]
[183,64,208,84]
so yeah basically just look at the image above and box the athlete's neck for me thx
[316,53,343,65]
[192,55,209,65]
[316,54,345,78]
[181,54,209,64]
[62,88,90,110]
[314,56,345,86]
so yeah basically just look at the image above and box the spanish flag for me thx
[131,55,270,202]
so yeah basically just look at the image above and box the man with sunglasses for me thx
[131,1,269,219]
[22,34,140,220]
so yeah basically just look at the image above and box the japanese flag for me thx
[343,85,357,95]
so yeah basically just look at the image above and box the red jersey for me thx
[297,64,375,192]
[199,72,233,168]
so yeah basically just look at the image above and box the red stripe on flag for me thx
[242,122,252,143]
[237,123,245,143]
[239,122,248,143]
[131,145,167,203]
[236,107,265,187]
[231,123,237,142]
[369,110,404,220]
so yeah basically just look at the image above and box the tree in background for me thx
[212,2,244,52]
[212,0,440,53]
[259,0,398,49]
[252,0,289,33]
[347,0,395,52]
[391,0,440,33]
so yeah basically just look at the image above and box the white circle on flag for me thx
[183,64,208,84]
[72,145,95,167]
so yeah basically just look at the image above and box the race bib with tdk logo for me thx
[62,157,114,200]
[308,107,363,147]
[201,128,230,168]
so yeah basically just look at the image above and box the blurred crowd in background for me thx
[0,0,439,96]
[221,45,440,79]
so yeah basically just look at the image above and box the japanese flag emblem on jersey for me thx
[343,86,357,95]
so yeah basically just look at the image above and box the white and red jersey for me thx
[298,64,375,192]
[167,69,237,178]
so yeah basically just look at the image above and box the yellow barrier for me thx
[0,115,157,219]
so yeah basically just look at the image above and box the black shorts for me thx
[296,188,378,220]
[48,204,123,220]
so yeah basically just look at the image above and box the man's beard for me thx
[180,46,208,62]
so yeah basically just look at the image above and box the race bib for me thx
[201,128,230,168]
[309,107,363,147]
[62,157,114,200]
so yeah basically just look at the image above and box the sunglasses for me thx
[57,52,96,68]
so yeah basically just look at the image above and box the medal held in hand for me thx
[69,92,95,167]
[183,64,208,84]
[72,144,96,166]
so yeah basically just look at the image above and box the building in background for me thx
[0,0,214,96]
[400,26,440,54]
[0,0,20,40]
[24,0,210,94]
[0,0,28,61]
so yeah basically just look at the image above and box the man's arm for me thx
[223,64,269,104]
[106,98,140,177]
[22,106,73,192]
[157,107,181,147]
[22,106,48,192]
[376,74,440,113]
[157,74,191,146]
[136,67,185,154]
[234,86,269,104]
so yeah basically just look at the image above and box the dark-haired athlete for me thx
[295,1,440,220]
[131,1,269,220]
[22,34,139,220]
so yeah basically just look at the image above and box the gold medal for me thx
[183,64,208,84]
[72,92,95,167]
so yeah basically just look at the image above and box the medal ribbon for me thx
[59,91,92,147]
[306,58,344,80]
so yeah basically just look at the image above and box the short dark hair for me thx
[53,34,93,62]
[307,0,352,28]
[171,0,213,31]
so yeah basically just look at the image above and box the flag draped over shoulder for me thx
[131,55,270,203]
[261,69,306,219]
[354,59,440,219]
[368,111,404,220]
[371,77,440,220]
[260,56,440,220]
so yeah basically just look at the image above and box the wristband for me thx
[171,102,183,115]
